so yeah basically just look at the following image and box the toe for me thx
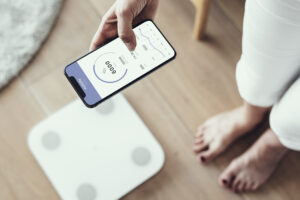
[232,179,241,193]
[197,146,220,164]
[228,175,236,190]
[250,183,259,191]
[193,142,208,153]
[219,178,229,187]
[195,125,206,137]
[197,124,205,132]
[219,172,234,188]
[194,137,204,144]
[237,181,245,193]
[240,182,247,192]
[219,163,238,188]
[195,131,203,138]
[219,176,230,188]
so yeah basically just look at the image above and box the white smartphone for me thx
[65,20,176,108]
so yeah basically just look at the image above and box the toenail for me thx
[200,156,206,162]
[222,179,228,185]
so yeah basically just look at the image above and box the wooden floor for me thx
[1,0,300,199]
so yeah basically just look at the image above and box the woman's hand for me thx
[89,0,158,51]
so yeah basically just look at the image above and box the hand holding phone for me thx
[65,20,176,108]
[90,0,159,51]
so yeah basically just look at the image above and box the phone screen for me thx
[65,20,176,107]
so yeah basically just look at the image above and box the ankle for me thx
[266,130,288,152]
[255,130,289,162]
[242,102,270,125]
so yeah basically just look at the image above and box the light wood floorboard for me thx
[1,0,299,199]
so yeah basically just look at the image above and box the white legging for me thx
[236,0,300,150]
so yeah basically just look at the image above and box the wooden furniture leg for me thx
[192,0,210,40]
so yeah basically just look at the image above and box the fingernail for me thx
[125,42,134,51]
[222,179,228,185]
[200,156,206,162]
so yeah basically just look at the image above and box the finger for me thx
[143,0,159,19]
[133,0,159,25]
[89,5,117,51]
[116,8,136,51]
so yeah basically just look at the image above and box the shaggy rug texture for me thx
[0,0,63,89]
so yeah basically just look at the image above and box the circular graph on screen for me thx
[93,52,127,83]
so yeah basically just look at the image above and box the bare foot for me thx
[193,102,269,163]
[219,129,288,193]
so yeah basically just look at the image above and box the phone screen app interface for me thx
[77,21,175,99]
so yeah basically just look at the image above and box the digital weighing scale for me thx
[28,94,165,200]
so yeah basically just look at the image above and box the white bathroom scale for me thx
[28,94,165,200]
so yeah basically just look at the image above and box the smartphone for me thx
[64,20,176,108]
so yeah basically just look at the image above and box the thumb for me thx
[116,10,136,51]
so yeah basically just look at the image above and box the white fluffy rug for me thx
[0,0,63,89]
